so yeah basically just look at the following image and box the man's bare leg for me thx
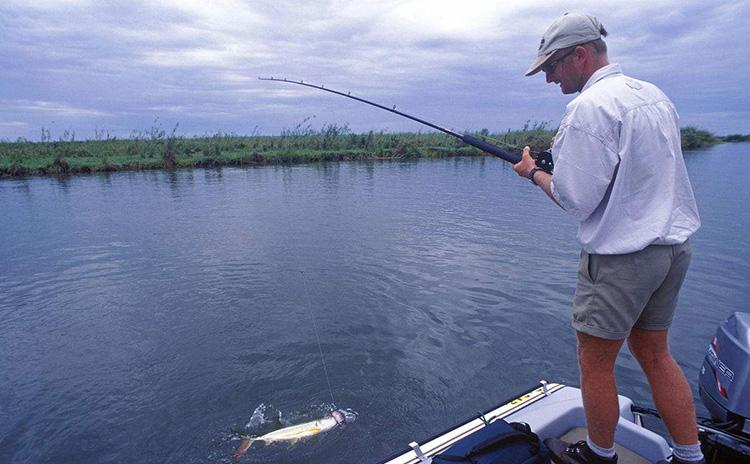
[577,331,625,448]
[627,327,699,445]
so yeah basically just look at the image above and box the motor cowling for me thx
[699,312,750,430]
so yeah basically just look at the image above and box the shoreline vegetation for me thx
[1,123,746,178]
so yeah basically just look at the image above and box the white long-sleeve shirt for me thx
[550,64,700,255]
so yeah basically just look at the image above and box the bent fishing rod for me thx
[258,77,553,173]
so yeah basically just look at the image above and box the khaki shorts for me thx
[572,240,692,340]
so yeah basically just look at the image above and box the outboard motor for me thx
[698,312,750,462]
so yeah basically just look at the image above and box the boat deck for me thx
[562,427,650,464]
[381,382,671,464]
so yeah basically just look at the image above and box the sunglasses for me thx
[541,48,575,74]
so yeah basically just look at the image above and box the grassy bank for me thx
[0,123,554,178]
[0,124,742,178]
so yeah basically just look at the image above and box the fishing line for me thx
[301,271,337,407]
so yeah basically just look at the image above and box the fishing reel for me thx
[532,150,554,174]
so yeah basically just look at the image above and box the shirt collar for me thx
[581,63,622,93]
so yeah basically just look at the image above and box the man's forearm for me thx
[530,170,562,208]
[513,146,562,209]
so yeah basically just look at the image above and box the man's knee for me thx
[627,328,672,370]
[577,331,624,373]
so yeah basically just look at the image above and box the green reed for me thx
[0,122,735,178]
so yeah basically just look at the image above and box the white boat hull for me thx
[380,382,671,464]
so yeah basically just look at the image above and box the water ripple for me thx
[1,147,748,463]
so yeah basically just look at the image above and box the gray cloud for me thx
[0,0,747,140]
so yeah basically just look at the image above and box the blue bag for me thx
[432,419,549,464]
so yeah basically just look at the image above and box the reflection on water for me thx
[0,144,748,463]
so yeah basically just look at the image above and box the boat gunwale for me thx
[377,381,565,464]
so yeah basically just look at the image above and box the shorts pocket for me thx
[585,252,599,282]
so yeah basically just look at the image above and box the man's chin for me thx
[560,85,578,95]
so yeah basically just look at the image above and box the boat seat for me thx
[560,427,651,464]
[506,386,671,463]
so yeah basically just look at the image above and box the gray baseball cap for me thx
[525,13,604,76]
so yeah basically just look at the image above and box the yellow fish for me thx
[233,409,353,459]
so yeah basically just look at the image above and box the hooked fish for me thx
[233,409,354,459]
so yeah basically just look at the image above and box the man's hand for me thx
[512,146,537,179]
[512,145,561,207]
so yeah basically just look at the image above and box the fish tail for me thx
[233,438,255,460]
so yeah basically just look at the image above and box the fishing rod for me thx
[258,77,553,173]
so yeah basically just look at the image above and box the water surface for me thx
[1,143,748,463]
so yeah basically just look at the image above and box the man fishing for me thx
[513,12,703,464]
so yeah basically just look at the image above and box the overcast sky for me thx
[1,0,748,141]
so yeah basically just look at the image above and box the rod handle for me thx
[461,134,520,164]
[461,134,553,173]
